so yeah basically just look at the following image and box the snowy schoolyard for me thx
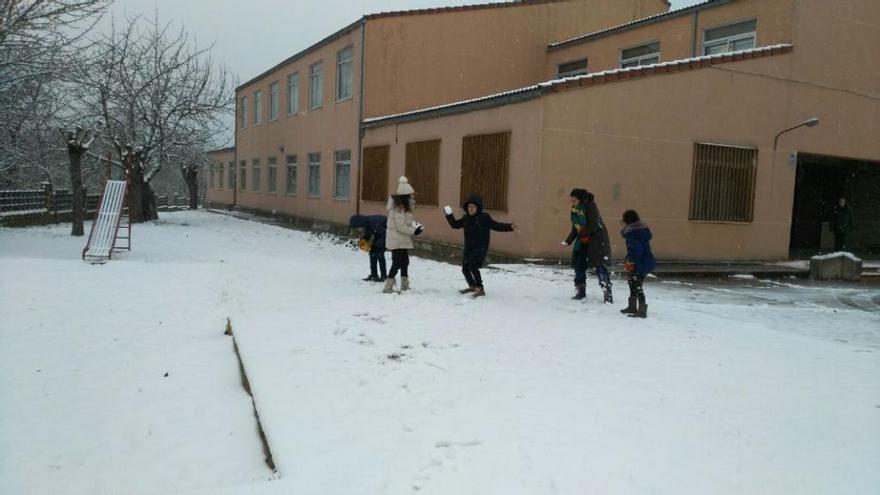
[1,211,878,495]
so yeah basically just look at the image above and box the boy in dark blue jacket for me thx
[444,195,516,298]
[349,215,387,282]
[620,210,656,318]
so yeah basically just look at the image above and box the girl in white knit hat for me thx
[384,177,424,293]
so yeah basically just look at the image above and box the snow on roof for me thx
[548,0,727,51]
[363,44,793,128]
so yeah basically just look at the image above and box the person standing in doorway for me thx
[562,188,613,303]
[831,197,852,252]
[384,177,424,294]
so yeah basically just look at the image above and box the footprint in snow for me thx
[412,440,483,491]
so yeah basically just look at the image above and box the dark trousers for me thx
[369,248,387,278]
[462,261,483,288]
[833,231,847,251]
[573,249,612,290]
[388,249,409,278]
[628,273,646,304]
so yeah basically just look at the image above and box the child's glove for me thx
[357,238,371,252]
[443,206,453,215]
[560,240,569,246]
[413,222,424,236]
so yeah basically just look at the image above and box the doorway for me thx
[790,153,880,258]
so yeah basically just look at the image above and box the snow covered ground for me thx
[1,211,878,495]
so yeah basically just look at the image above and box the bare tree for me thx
[78,14,234,222]
[60,127,93,236]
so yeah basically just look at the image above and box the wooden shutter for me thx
[460,131,510,211]
[689,143,758,222]
[405,139,440,206]
[362,145,389,202]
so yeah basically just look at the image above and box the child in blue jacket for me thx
[620,210,656,318]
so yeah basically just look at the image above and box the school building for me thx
[206,0,880,261]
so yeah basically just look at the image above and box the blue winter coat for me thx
[349,215,387,251]
[621,221,656,275]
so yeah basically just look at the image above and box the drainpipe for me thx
[355,17,366,216]
[691,10,700,57]
[233,94,238,208]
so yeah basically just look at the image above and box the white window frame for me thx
[269,82,279,121]
[287,72,299,115]
[267,156,278,193]
[239,160,247,191]
[285,155,298,195]
[239,96,248,128]
[557,58,588,78]
[251,159,261,192]
[309,61,323,109]
[218,162,224,189]
[227,161,236,190]
[336,46,353,102]
[703,19,757,56]
[620,40,660,68]
[253,90,262,124]
[334,150,351,199]
[308,152,321,197]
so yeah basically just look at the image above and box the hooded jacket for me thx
[349,215,387,251]
[445,194,513,267]
[621,220,656,275]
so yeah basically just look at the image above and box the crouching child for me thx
[349,214,387,282]
[620,209,656,318]
[444,194,516,298]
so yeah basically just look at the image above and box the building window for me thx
[557,59,588,78]
[208,164,214,189]
[336,46,353,101]
[239,160,247,191]
[218,162,224,189]
[704,19,757,56]
[228,161,236,190]
[460,131,510,211]
[308,152,321,196]
[253,90,262,124]
[285,155,297,195]
[239,96,248,128]
[269,82,279,121]
[334,150,351,199]
[267,157,277,192]
[287,72,299,115]
[251,159,261,192]
[405,139,441,206]
[621,41,660,68]
[689,143,758,223]
[309,61,323,109]
[362,145,389,202]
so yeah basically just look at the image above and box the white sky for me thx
[107,0,707,85]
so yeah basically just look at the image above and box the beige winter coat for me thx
[386,203,419,250]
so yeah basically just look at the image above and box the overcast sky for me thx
[107,0,706,85]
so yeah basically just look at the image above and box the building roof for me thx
[207,146,235,155]
[548,0,732,52]
[361,44,792,128]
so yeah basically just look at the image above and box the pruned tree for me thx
[60,127,94,236]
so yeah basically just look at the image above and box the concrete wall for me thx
[547,0,796,76]
[233,26,363,226]
[537,51,880,261]
[360,98,545,258]
[363,0,668,119]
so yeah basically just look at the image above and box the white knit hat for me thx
[396,176,415,195]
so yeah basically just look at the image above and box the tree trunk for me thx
[67,145,85,236]
[184,166,199,210]
[128,160,158,223]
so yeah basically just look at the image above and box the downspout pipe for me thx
[355,17,366,215]
[691,9,700,57]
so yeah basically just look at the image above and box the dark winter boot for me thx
[620,297,637,314]
[603,286,614,304]
[364,274,379,282]
[459,286,476,294]
[572,285,586,300]
[472,287,486,298]
[628,302,648,319]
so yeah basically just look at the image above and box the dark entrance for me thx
[790,152,880,258]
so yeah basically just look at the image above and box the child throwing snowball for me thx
[444,195,516,298]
